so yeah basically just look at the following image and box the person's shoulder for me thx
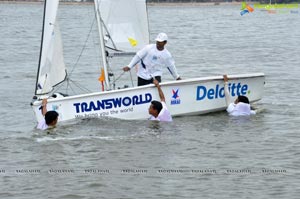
[158,102,172,122]
[162,48,172,57]
[141,44,154,52]
[161,101,167,108]
[226,102,235,113]
[37,119,48,130]
[148,44,156,49]
[158,110,172,122]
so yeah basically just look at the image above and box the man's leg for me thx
[137,76,161,86]
[138,77,153,86]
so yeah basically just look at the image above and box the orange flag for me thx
[98,68,105,91]
[246,5,254,12]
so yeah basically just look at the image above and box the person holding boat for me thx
[123,32,181,86]
[223,75,256,116]
[37,99,59,130]
[148,79,172,122]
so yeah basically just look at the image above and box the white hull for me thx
[31,73,265,123]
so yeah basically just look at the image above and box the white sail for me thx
[97,0,149,53]
[36,0,66,95]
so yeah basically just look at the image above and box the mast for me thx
[35,0,47,95]
[94,0,110,90]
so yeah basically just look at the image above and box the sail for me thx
[36,0,66,95]
[97,0,149,54]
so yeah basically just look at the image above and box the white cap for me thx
[155,33,168,42]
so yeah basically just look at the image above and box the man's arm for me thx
[41,98,48,116]
[223,75,231,107]
[166,63,180,80]
[153,79,165,102]
[123,54,141,71]
[165,53,180,80]
[123,45,150,72]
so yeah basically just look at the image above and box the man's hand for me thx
[153,79,159,87]
[153,79,165,102]
[223,75,228,82]
[41,98,48,116]
[123,66,130,72]
[42,98,47,106]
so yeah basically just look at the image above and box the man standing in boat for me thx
[123,33,181,86]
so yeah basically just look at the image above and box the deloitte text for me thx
[73,93,152,113]
[196,83,248,101]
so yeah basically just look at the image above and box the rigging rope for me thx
[52,17,96,95]
[129,71,134,87]
[68,18,96,77]
[111,71,125,85]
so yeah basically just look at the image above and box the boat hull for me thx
[31,73,265,123]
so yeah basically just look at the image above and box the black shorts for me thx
[138,76,161,86]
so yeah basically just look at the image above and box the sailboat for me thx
[31,0,265,123]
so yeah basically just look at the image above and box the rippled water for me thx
[0,2,300,198]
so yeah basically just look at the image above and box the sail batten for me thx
[35,0,66,95]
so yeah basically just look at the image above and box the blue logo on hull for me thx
[73,93,152,113]
[171,88,181,105]
[196,83,248,101]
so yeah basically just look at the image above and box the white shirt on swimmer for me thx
[149,101,172,122]
[227,102,256,116]
[37,119,48,130]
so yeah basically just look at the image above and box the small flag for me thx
[128,37,138,47]
[240,9,249,16]
[241,2,247,10]
[246,5,254,12]
[98,68,105,91]
[240,1,254,16]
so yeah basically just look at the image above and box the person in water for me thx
[123,32,181,86]
[223,75,256,116]
[148,79,172,122]
[37,99,59,130]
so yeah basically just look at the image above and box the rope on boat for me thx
[129,71,134,87]
[54,16,95,95]
[111,71,125,85]
[52,77,92,96]
[69,18,96,77]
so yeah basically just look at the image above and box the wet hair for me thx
[238,96,250,104]
[45,111,59,125]
[151,100,163,114]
